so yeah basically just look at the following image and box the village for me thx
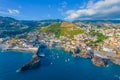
[0,22,120,66]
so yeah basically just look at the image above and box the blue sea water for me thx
[0,48,120,80]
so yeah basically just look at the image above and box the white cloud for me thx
[65,0,120,20]
[8,9,20,14]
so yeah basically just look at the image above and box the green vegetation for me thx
[87,40,99,46]
[87,30,108,46]
[0,27,36,37]
[40,23,84,39]
[12,36,19,40]
[90,30,107,42]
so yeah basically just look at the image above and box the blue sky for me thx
[0,0,120,20]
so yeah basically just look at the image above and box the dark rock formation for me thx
[72,51,93,59]
[74,47,80,54]
[92,56,108,67]
[39,44,47,48]
[17,56,40,72]
[16,46,46,72]
[72,53,92,58]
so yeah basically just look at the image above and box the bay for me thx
[0,48,120,80]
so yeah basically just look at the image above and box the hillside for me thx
[0,16,63,37]
[73,20,120,28]
[40,22,84,39]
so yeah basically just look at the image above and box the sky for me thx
[0,0,120,20]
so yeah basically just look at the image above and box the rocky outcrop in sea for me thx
[16,45,46,72]
[17,55,40,72]
[92,56,108,67]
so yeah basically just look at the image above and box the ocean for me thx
[0,48,120,80]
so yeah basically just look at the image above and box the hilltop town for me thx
[0,18,120,67]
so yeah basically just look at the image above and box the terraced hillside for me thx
[40,22,84,39]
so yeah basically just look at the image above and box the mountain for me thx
[0,16,20,30]
[0,16,63,37]
[1,16,120,38]
[40,22,84,39]
[73,20,120,28]
[73,20,120,24]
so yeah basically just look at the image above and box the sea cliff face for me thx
[92,56,108,67]
[17,55,40,72]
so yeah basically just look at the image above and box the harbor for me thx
[0,48,120,80]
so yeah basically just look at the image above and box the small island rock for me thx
[17,56,40,72]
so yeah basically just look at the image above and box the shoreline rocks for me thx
[92,56,108,67]
[72,53,93,59]
[57,45,120,67]
[72,50,94,59]
[17,55,40,72]
[111,58,120,65]
[16,45,46,72]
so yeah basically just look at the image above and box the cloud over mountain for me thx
[8,9,20,14]
[65,0,120,20]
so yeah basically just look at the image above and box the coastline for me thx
[0,45,38,54]
[1,42,120,67]
[51,44,120,67]
[5,48,37,54]
[7,47,38,54]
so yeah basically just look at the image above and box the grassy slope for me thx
[40,22,84,39]
[87,30,108,46]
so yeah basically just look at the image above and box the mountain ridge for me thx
[0,16,120,37]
